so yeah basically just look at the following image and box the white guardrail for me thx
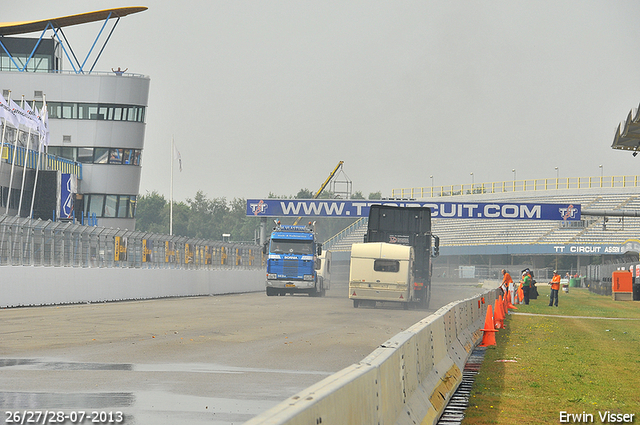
[245,288,498,425]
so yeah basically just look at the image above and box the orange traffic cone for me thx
[518,286,524,303]
[479,304,497,347]
[494,299,505,329]
[506,290,518,310]
[499,294,507,317]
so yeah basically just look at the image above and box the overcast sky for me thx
[5,1,640,202]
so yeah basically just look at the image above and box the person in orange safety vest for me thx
[501,269,515,304]
[548,270,561,307]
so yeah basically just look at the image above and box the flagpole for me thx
[17,118,31,217]
[5,95,23,215]
[0,112,7,185]
[170,136,174,236]
[30,95,46,219]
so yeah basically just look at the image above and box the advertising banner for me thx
[246,199,581,221]
[59,173,77,219]
[441,239,640,256]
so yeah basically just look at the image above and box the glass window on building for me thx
[128,107,138,122]
[62,103,76,119]
[87,195,104,217]
[60,147,75,161]
[1,56,11,71]
[43,102,145,122]
[128,195,137,218]
[88,105,99,120]
[48,146,61,157]
[26,56,49,72]
[94,148,109,164]
[122,149,132,165]
[104,195,118,217]
[117,195,129,217]
[77,147,94,163]
[48,103,62,119]
[99,106,108,120]
[109,149,123,164]
[78,103,90,120]
[133,150,141,165]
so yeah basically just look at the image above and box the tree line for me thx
[135,189,383,243]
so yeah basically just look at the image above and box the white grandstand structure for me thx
[324,176,640,279]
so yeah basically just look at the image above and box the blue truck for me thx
[263,222,326,297]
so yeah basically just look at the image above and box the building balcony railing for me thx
[392,176,640,199]
[1,143,82,179]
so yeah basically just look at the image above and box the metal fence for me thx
[0,215,264,269]
[392,175,640,199]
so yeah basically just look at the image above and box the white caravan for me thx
[349,242,417,308]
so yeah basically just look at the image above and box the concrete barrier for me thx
[245,289,498,425]
[0,266,265,307]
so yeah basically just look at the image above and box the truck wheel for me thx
[353,299,359,308]
[266,287,275,297]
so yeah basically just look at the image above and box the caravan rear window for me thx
[374,259,400,272]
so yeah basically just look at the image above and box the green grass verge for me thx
[462,286,640,425]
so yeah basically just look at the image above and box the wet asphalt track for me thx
[0,278,494,425]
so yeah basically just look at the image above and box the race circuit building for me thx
[318,178,640,281]
[0,7,149,229]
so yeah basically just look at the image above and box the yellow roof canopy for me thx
[0,7,147,36]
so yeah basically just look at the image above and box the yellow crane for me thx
[293,161,344,225]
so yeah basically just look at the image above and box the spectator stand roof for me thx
[612,104,640,155]
[0,7,147,74]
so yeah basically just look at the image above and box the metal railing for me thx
[1,144,82,178]
[0,215,263,269]
[322,217,367,251]
[392,175,640,199]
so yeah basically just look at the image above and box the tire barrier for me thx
[245,289,499,425]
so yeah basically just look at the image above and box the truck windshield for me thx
[270,240,313,255]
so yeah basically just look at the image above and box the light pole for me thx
[430,175,434,197]
[512,168,516,181]
[599,164,603,187]
[470,172,474,190]
[555,167,559,189]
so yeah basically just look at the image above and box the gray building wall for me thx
[1,70,150,229]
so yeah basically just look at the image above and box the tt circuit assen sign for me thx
[246,199,581,221]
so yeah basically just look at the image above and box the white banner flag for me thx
[173,143,182,172]
[39,102,49,146]
[9,98,32,130]
[0,94,19,128]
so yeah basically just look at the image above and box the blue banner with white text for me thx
[246,199,581,221]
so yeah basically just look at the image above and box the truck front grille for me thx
[283,259,298,277]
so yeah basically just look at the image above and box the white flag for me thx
[39,102,49,146]
[22,101,40,133]
[173,143,182,172]
[0,95,19,128]
[9,98,29,129]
